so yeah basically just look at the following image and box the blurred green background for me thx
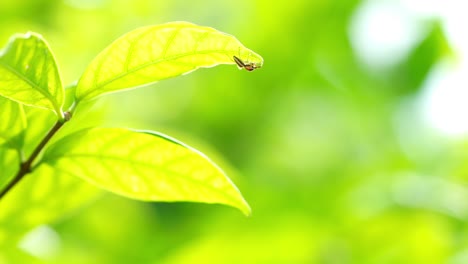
[2,0,468,263]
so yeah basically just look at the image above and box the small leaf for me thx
[0,32,64,117]
[76,21,263,101]
[0,97,26,150]
[42,128,251,215]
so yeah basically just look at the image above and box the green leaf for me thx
[394,22,451,95]
[42,127,251,215]
[76,21,263,102]
[0,163,101,247]
[0,32,64,118]
[0,97,26,150]
[0,147,18,191]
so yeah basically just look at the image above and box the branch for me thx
[0,111,72,200]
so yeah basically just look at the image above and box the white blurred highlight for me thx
[419,61,468,136]
[350,0,468,137]
[393,174,468,219]
[19,225,61,260]
[349,0,424,70]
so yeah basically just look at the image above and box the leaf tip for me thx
[239,201,252,217]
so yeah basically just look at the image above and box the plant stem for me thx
[0,112,71,200]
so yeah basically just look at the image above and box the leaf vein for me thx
[49,153,234,198]
[94,49,237,90]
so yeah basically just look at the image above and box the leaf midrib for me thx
[44,152,237,198]
[79,49,237,99]
[0,60,58,111]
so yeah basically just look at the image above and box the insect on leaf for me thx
[76,21,263,102]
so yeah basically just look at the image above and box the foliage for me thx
[0,1,464,264]
[0,22,261,250]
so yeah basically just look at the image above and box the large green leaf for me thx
[41,127,251,215]
[0,96,26,150]
[76,21,263,102]
[0,32,64,117]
